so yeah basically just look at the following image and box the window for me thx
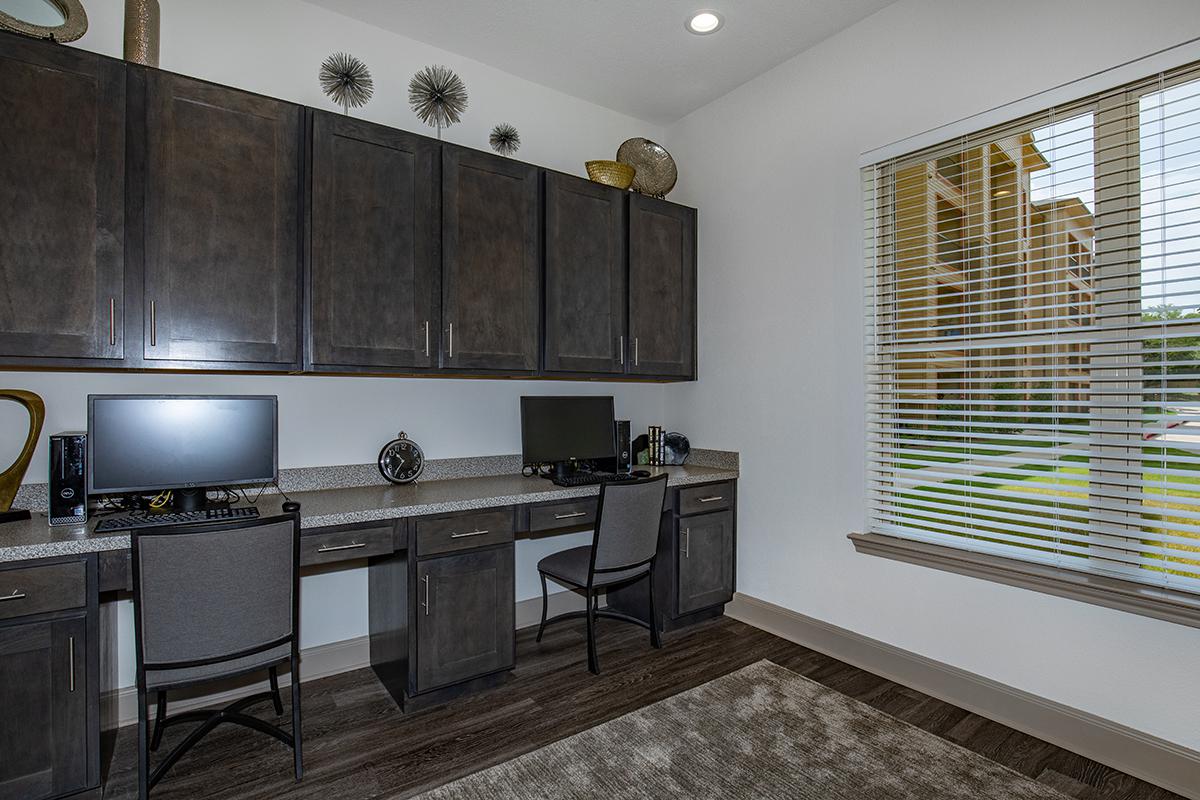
[860,62,1200,617]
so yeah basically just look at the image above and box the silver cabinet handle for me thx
[422,575,430,616]
[554,511,587,520]
[450,529,489,539]
[150,300,157,347]
[109,297,116,345]
[317,542,365,553]
[424,320,430,357]
[683,527,690,558]
[698,496,724,503]
[634,337,639,366]
[448,322,454,359]
[619,335,624,366]
[68,635,76,692]
[0,590,26,602]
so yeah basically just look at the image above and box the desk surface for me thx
[0,464,738,564]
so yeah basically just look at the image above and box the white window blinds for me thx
[864,62,1200,593]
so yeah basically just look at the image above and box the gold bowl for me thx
[585,160,636,190]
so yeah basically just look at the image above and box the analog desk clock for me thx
[378,431,425,484]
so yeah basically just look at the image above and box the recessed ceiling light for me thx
[686,10,724,35]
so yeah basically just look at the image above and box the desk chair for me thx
[131,514,302,799]
[536,473,668,674]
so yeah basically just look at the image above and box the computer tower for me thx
[49,432,87,526]
[615,419,632,472]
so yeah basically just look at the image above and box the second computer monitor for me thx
[520,396,615,477]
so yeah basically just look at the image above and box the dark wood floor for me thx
[101,616,1182,800]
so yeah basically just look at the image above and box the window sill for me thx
[848,532,1200,629]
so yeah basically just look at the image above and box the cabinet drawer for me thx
[528,498,598,533]
[677,482,733,516]
[301,525,394,566]
[416,510,514,558]
[0,561,87,621]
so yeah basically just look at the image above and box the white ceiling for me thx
[304,0,897,125]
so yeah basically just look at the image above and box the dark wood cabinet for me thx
[628,194,696,379]
[543,172,627,374]
[0,38,125,365]
[441,147,539,372]
[140,71,302,367]
[309,113,440,372]
[677,509,735,615]
[414,545,514,693]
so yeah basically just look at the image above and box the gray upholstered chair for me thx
[131,514,302,799]
[536,473,669,674]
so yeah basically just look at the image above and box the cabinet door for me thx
[142,71,301,366]
[0,40,124,363]
[309,113,440,371]
[415,547,514,693]
[677,510,734,615]
[628,194,696,379]
[0,616,88,800]
[442,147,539,372]
[544,172,626,374]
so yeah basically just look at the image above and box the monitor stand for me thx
[168,487,227,513]
[549,461,577,483]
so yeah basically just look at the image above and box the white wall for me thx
[664,0,1200,751]
[0,0,669,688]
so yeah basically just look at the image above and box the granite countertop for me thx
[0,464,737,564]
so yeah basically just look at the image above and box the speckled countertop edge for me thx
[0,462,738,564]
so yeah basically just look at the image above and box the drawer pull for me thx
[697,496,724,503]
[0,590,26,602]
[553,511,588,520]
[450,529,489,539]
[422,575,430,616]
[68,636,76,693]
[317,542,366,553]
[683,527,690,558]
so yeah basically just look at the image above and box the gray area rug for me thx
[415,660,1069,799]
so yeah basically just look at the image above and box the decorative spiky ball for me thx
[319,52,374,114]
[408,65,468,135]
[489,123,521,156]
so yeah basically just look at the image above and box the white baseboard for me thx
[107,590,589,730]
[726,592,1200,800]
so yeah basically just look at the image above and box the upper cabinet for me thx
[139,71,302,368]
[441,147,540,373]
[543,173,627,375]
[0,40,125,365]
[628,194,696,379]
[308,113,440,372]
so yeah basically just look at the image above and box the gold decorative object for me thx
[123,0,159,67]
[0,0,88,42]
[586,160,636,190]
[616,137,678,198]
[0,390,45,515]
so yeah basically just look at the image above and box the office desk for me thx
[0,465,737,799]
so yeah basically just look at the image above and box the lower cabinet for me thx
[414,545,514,693]
[677,510,735,616]
[0,614,90,800]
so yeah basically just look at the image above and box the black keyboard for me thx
[551,471,637,487]
[94,506,260,532]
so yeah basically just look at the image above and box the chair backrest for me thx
[132,514,299,672]
[591,474,669,575]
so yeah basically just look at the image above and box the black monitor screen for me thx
[520,396,615,465]
[88,395,278,494]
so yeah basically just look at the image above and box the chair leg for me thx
[536,571,549,643]
[150,690,167,752]
[269,665,284,716]
[137,689,150,800]
[647,566,662,649]
[586,590,600,675]
[291,656,303,781]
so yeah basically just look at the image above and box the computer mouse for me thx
[282,501,301,513]
[631,469,651,478]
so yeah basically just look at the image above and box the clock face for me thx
[378,435,424,484]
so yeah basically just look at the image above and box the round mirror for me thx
[0,0,87,42]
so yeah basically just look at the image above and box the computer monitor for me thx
[88,395,278,511]
[520,395,615,480]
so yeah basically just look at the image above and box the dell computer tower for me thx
[49,431,87,526]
